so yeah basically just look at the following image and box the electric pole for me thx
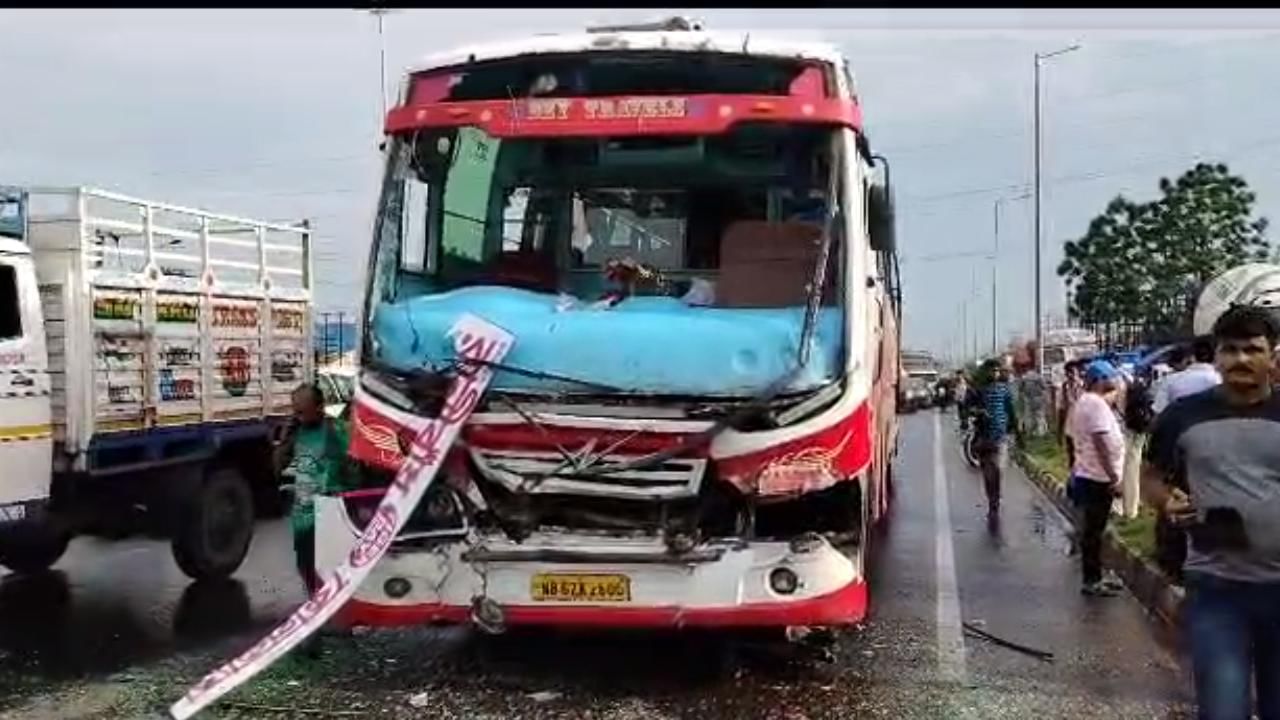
[1033,44,1080,373]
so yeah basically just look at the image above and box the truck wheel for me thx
[172,467,255,581]
[0,524,70,575]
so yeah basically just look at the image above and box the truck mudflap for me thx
[314,497,867,630]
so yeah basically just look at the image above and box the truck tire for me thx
[172,467,255,581]
[0,523,70,575]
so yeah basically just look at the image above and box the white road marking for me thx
[933,411,968,684]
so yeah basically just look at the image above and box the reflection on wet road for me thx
[0,519,301,693]
[0,411,1195,718]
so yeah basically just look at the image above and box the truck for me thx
[1039,326,1098,384]
[316,17,902,632]
[899,350,940,412]
[0,186,312,579]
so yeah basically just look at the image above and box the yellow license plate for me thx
[531,573,631,602]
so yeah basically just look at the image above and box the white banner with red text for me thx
[170,314,513,720]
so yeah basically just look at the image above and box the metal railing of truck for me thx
[25,186,311,294]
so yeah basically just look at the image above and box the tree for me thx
[1057,162,1270,340]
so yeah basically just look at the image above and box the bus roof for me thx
[409,30,849,78]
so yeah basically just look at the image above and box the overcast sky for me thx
[4,9,1280,360]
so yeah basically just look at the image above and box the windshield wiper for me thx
[452,357,627,394]
[798,134,843,369]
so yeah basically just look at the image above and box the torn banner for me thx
[170,314,514,720]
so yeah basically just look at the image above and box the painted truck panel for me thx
[20,187,312,467]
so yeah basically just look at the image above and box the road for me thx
[0,410,1194,719]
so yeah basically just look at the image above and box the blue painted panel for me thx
[88,418,274,470]
[371,286,844,396]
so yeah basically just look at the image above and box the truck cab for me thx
[0,192,62,570]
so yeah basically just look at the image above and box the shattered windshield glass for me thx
[363,123,849,398]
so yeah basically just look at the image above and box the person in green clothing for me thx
[277,383,353,596]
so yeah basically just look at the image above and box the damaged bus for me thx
[318,19,902,632]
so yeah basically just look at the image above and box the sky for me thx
[4,9,1280,361]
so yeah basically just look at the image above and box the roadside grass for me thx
[1019,435,1069,485]
[1018,433,1158,562]
[1113,505,1158,560]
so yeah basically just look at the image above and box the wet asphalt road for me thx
[0,410,1195,718]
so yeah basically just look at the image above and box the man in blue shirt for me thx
[969,359,1021,520]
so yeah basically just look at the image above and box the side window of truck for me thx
[0,263,21,341]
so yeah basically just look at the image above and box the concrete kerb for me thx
[1011,449,1186,629]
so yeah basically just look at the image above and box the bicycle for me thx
[960,424,981,468]
[956,400,984,470]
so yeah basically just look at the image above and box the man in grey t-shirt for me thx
[1143,306,1280,720]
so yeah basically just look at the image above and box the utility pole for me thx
[367,9,396,122]
[971,265,980,360]
[319,311,332,366]
[336,311,346,366]
[1033,44,1080,373]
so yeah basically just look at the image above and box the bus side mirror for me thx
[410,129,459,177]
[869,182,896,254]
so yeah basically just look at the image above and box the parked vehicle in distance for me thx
[899,350,940,412]
[1041,326,1098,385]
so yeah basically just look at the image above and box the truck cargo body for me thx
[0,187,312,578]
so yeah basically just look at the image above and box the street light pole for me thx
[368,9,395,122]
[1033,44,1080,374]
[993,200,1000,355]
[971,265,979,360]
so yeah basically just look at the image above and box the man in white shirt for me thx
[1148,346,1189,413]
[1153,337,1222,414]
[1068,359,1128,597]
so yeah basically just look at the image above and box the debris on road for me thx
[220,701,364,716]
[407,692,430,708]
[527,690,563,703]
[961,621,1055,662]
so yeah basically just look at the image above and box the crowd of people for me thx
[958,305,1279,720]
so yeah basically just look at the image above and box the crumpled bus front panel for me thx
[371,286,843,397]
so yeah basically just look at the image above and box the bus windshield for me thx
[367,123,843,307]
[361,122,851,398]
